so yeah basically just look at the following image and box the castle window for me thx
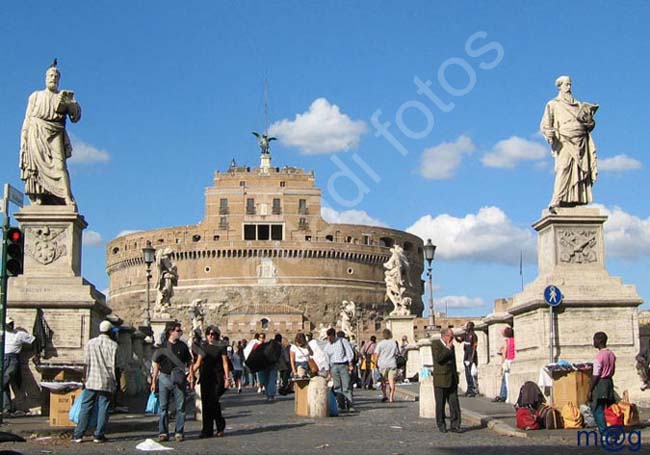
[258,224,270,240]
[305,235,312,241]
[298,199,307,215]
[271,225,283,241]
[280,181,286,187]
[244,224,256,240]
[362,235,370,245]
[272,198,281,215]
[219,198,229,214]
[213,235,220,241]
[219,217,228,230]
[325,235,333,242]
[246,198,255,215]
[261,318,270,330]
[379,237,394,248]
[239,181,245,187]
[345,236,353,243]
[403,241,413,251]
[192,234,201,242]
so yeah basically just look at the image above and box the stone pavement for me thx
[0,387,646,454]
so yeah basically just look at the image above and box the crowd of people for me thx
[69,320,414,443]
[4,314,630,442]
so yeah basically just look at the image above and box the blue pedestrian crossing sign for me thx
[544,285,563,307]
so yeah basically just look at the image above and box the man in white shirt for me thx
[3,317,35,414]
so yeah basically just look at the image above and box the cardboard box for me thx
[49,388,82,427]
[553,370,592,410]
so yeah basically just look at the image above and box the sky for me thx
[1,1,649,318]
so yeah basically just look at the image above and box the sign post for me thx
[543,285,563,364]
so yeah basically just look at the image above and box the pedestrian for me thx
[277,337,292,394]
[455,321,478,397]
[588,332,616,433]
[2,317,35,415]
[373,329,399,403]
[290,333,313,378]
[230,341,244,393]
[151,322,194,442]
[192,325,230,438]
[73,320,118,443]
[323,328,356,412]
[493,327,515,402]
[257,333,282,401]
[432,328,462,433]
[361,336,377,389]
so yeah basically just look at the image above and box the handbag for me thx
[68,389,98,427]
[618,390,640,427]
[307,358,319,375]
[162,346,189,387]
[145,391,160,415]
[394,341,406,369]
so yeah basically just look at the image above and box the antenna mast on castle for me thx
[252,78,276,171]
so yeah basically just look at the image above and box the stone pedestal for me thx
[7,205,110,413]
[151,315,175,345]
[507,207,643,403]
[419,376,436,419]
[385,314,415,346]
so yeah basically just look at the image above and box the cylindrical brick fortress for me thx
[106,161,424,337]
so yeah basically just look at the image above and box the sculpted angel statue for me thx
[252,131,276,155]
[540,75,598,213]
[339,300,356,335]
[20,59,81,208]
[383,245,413,316]
[155,247,178,312]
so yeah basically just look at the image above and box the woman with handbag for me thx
[492,326,515,402]
[192,325,231,438]
[290,333,314,378]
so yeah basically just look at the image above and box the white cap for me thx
[6,317,14,325]
[99,320,113,333]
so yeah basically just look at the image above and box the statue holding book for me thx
[20,60,81,209]
[540,75,599,213]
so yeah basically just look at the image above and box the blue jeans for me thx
[257,368,278,398]
[594,401,607,433]
[3,354,20,412]
[499,372,508,400]
[331,364,354,408]
[158,373,186,436]
[73,389,111,439]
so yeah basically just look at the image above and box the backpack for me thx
[538,404,563,429]
[516,407,539,430]
[516,381,545,410]
[561,401,584,429]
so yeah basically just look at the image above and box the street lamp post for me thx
[423,239,437,330]
[142,240,156,327]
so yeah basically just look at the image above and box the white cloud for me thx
[69,138,110,164]
[116,230,142,238]
[406,206,536,265]
[436,295,486,309]
[419,135,475,179]
[599,155,642,172]
[83,230,103,246]
[269,98,367,154]
[321,207,387,227]
[481,136,548,169]
[592,204,650,260]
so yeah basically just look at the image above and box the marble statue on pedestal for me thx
[154,248,178,313]
[189,299,205,333]
[20,60,81,209]
[339,300,356,336]
[383,245,413,316]
[540,75,599,213]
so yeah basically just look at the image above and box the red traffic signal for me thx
[5,227,24,277]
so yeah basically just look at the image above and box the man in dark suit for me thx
[432,328,462,433]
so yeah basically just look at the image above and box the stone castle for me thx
[106,154,425,338]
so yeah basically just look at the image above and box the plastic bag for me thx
[420,368,431,379]
[68,389,98,427]
[328,390,339,417]
[470,363,478,377]
[579,404,596,428]
[372,368,382,383]
[145,392,160,415]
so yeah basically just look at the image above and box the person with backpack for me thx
[150,322,194,442]
[373,329,399,403]
[588,331,616,433]
[432,328,462,433]
[192,325,230,438]
[257,333,283,401]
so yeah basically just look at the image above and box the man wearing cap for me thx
[73,320,118,443]
[3,317,35,414]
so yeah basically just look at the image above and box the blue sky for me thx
[1,1,648,317]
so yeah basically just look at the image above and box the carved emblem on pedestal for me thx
[26,226,68,265]
[558,228,597,264]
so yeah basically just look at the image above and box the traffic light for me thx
[5,227,24,277]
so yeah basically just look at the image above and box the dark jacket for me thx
[431,339,459,388]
